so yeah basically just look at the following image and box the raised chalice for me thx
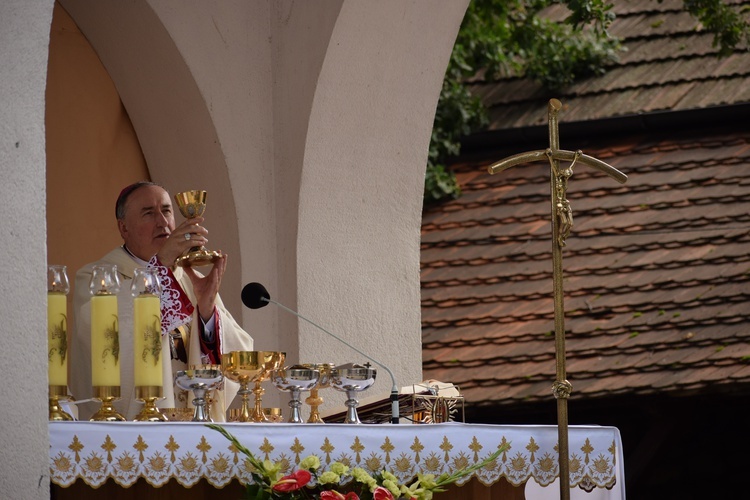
[302,363,335,423]
[330,363,377,424]
[272,365,320,423]
[173,190,220,267]
[174,369,224,422]
[222,351,285,422]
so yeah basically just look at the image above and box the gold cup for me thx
[173,190,221,267]
[222,351,285,422]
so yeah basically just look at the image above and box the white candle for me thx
[133,294,162,387]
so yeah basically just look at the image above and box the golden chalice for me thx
[173,190,220,267]
[222,351,285,422]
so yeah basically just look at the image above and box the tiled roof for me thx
[470,0,750,129]
[421,0,750,410]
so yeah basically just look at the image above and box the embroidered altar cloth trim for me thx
[49,422,624,495]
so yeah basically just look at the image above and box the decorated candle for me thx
[89,264,121,387]
[47,291,68,386]
[47,265,70,388]
[131,268,163,388]
[90,294,120,386]
[133,294,162,387]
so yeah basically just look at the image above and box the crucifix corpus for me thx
[486,99,627,500]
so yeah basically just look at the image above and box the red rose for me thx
[272,469,312,492]
[373,486,394,500]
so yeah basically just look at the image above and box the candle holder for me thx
[48,265,72,421]
[134,386,167,421]
[303,363,335,423]
[174,369,223,422]
[272,365,320,423]
[222,351,285,422]
[49,385,73,421]
[90,386,126,421]
[330,363,377,424]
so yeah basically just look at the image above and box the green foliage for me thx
[679,0,750,56]
[424,0,750,204]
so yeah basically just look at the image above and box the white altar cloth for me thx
[49,421,624,497]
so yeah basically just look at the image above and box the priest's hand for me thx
[184,252,227,323]
[156,216,208,267]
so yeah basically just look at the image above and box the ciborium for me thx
[272,365,320,423]
[173,190,220,267]
[302,363,335,423]
[222,351,285,422]
[330,363,377,424]
[175,369,223,422]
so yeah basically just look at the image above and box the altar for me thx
[49,421,625,499]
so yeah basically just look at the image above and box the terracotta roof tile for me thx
[423,125,750,407]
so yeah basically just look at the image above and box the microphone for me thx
[241,282,400,424]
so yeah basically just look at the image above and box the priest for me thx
[70,181,254,420]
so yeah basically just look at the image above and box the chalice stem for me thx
[306,389,324,423]
[252,380,268,422]
[288,388,304,423]
[237,382,253,422]
[344,389,361,424]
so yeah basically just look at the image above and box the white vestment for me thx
[70,246,253,420]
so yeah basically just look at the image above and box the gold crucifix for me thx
[487,98,627,500]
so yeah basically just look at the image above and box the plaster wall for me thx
[296,1,470,401]
[0,0,55,497]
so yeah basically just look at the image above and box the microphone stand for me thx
[264,297,400,424]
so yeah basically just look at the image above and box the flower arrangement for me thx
[208,424,506,500]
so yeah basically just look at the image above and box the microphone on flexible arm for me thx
[241,282,400,424]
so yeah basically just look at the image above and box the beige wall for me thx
[2,2,468,493]
[46,2,150,313]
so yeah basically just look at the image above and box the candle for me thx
[90,294,120,387]
[47,291,67,387]
[133,294,163,387]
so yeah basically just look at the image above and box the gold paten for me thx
[90,385,126,421]
[222,351,286,422]
[173,190,221,267]
[487,99,627,500]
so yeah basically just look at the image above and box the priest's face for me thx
[117,185,175,261]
